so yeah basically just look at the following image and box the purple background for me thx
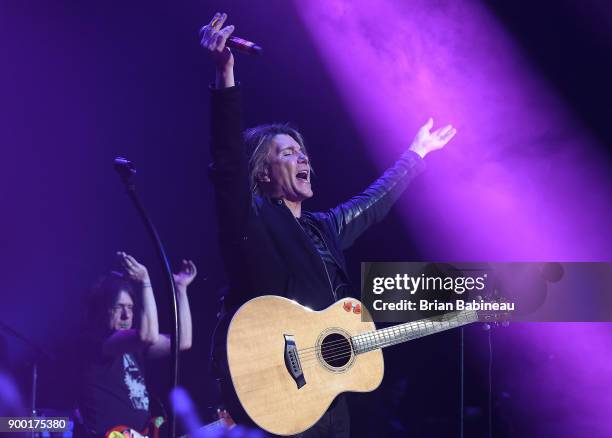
[1,0,611,435]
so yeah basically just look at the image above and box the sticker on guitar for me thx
[342,301,361,314]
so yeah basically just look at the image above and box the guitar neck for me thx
[351,310,478,354]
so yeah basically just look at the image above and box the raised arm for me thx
[201,13,251,248]
[101,253,197,358]
[102,252,160,355]
[147,260,198,358]
[318,119,457,250]
[173,260,196,350]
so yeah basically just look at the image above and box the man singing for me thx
[202,12,456,437]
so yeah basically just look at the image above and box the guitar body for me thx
[227,296,384,436]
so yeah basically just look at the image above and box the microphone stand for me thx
[114,157,179,438]
[0,320,53,438]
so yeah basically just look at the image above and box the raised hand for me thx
[117,251,150,283]
[173,259,198,289]
[408,118,457,158]
[200,12,235,73]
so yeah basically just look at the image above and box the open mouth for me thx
[296,170,309,182]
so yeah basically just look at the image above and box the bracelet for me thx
[142,282,152,288]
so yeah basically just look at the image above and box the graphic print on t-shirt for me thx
[122,353,149,410]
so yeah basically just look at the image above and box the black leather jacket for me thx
[209,85,425,313]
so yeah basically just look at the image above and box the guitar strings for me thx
[297,321,470,364]
[298,331,455,366]
[295,334,372,358]
[298,332,415,363]
[296,320,450,355]
[296,336,358,354]
[295,327,420,360]
[299,337,408,366]
[296,313,475,358]
[297,341,354,360]
[295,324,426,357]
[299,321,475,365]
[295,327,415,355]
[305,333,432,364]
[296,332,404,363]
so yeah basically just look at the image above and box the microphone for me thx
[200,23,262,55]
[226,36,263,55]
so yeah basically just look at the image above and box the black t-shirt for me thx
[77,333,151,437]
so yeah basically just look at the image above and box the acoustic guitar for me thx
[227,295,503,435]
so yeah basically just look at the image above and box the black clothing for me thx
[296,395,350,438]
[209,84,425,313]
[297,215,349,301]
[208,84,425,435]
[77,335,150,438]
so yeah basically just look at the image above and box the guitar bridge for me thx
[283,334,306,389]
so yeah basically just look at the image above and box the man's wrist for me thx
[215,67,235,88]
[139,278,152,288]
[408,145,426,159]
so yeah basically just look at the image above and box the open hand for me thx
[173,259,198,289]
[409,118,457,158]
[117,252,150,283]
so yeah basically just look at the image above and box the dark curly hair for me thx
[86,272,138,333]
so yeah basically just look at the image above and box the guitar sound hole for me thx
[320,333,352,368]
